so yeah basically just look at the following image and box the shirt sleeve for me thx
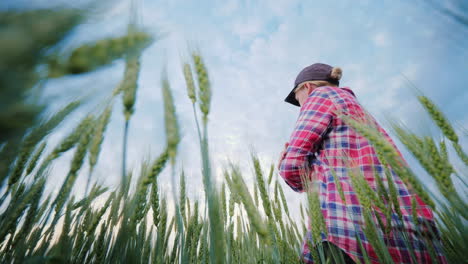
[279,87,335,192]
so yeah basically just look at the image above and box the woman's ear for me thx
[307,84,315,95]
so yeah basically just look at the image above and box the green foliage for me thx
[0,7,466,264]
[48,31,153,78]
[0,8,83,146]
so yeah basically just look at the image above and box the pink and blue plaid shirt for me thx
[279,86,447,264]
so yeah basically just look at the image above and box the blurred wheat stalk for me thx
[0,5,466,264]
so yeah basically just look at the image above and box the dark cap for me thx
[285,63,340,107]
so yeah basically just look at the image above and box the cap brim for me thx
[284,86,300,107]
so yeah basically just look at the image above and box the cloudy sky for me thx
[3,0,468,217]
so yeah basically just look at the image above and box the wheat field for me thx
[0,7,466,264]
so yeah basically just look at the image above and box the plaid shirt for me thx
[279,86,447,264]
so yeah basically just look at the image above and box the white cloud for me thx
[258,0,300,17]
[372,32,391,47]
[232,18,264,42]
[215,0,239,16]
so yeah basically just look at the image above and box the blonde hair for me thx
[294,80,337,93]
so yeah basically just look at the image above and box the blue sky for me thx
[2,0,467,214]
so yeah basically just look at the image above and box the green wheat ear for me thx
[161,75,180,164]
[121,52,141,121]
[341,114,435,208]
[192,52,211,123]
[252,153,272,218]
[221,183,227,224]
[307,189,326,244]
[7,100,81,187]
[183,63,197,104]
[418,95,468,166]
[54,115,95,215]
[418,96,458,143]
[49,31,153,78]
[179,170,187,227]
[229,165,269,240]
[25,141,46,175]
[89,105,112,168]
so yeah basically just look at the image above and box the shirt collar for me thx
[340,87,356,97]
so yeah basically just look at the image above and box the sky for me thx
[2,0,468,219]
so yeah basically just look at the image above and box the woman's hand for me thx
[277,142,289,170]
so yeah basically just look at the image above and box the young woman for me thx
[278,63,447,264]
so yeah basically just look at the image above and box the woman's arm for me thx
[279,87,335,192]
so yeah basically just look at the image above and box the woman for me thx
[278,63,447,264]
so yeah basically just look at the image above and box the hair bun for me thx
[330,67,342,80]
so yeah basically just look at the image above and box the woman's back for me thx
[280,86,447,264]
